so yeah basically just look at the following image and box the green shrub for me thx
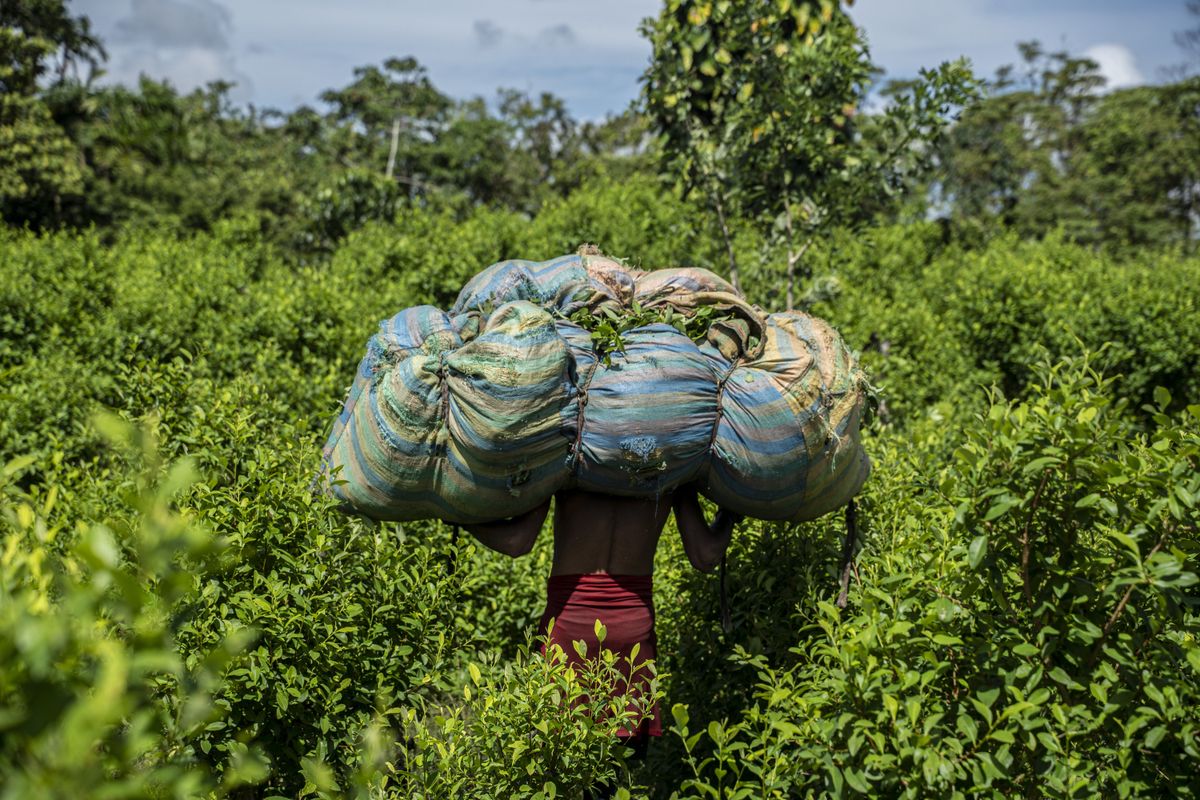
[332,204,528,310]
[390,639,659,799]
[669,356,1200,798]
[295,169,407,257]
[806,228,1200,427]
[4,197,1200,798]
[519,175,722,271]
[0,418,262,799]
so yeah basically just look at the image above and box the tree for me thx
[642,0,842,292]
[0,0,104,90]
[494,89,582,206]
[938,41,1199,251]
[572,108,656,188]
[937,43,1104,242]
[1077,79,1200,252]
[0,13,658,242]
[429,96,519,208]
[319,57,452,195]
[642,0,974,305]
[0,0,104,227]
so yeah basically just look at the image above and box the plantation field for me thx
[2,176,1198,798]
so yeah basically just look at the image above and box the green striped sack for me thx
[319,252,869,523]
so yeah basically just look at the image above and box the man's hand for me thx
[461,496,552,558]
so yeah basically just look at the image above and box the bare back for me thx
[550,488,674,576]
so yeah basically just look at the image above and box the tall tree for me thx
[0,0,104,89]
[319,57,452,194]
[429,89,593,214]
[938,43,1105,241]
[1077,79,1200,251]
[0,0,104,226]
[76,79,304,232]
[642,0,844,292]
[495,89,581,201]
[938,41,1198,251]
[642,0,974,305]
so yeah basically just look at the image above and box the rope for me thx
[436,355,450,456]
[568,357,601,476]
[710,361,738,633]
[708,361,738,453]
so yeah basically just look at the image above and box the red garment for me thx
[538,573,662,738]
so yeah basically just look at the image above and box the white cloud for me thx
[848,2,1169,90]
[86,0,253,101]
[113,0,232,50]
[1084,43,1144,89]
[110,45,252,101]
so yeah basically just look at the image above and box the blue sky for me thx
[69,0,1194,119]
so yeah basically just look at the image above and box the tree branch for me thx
[710,187,740,293]
[783,201,795,310]
[1085,531,1168,669]
[1020,472,1050,608]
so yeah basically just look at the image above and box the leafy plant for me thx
[667,356,1200,798]
[3,153,1200,797]
[641,0,976,301]
[0,416,263,799]
[388,632,660,799]
[562,299,734,366]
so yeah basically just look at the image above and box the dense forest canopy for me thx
[2,1,1198,257]
[1,2,1198,798]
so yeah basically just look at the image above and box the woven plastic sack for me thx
[321,302,572,521]
[706,313,870,521]
[319,252,869,523]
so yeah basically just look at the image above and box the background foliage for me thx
[1,1,1198,797]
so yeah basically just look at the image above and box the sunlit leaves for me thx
[670,355,1200,798]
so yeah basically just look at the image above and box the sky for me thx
[68,0,1194,119]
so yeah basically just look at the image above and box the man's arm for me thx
[673,484,741,573]
[460,497,552,557]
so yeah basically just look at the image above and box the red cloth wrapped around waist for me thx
[538,573,660,738]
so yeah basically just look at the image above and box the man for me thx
[461,484,740,753]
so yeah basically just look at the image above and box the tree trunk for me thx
[711,189,741,293]
[385,117,401,179]
[783,202,813,311]
[784,202,795,310]
[786,253,794,310]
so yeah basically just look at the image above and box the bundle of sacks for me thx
[318,250,870,524]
